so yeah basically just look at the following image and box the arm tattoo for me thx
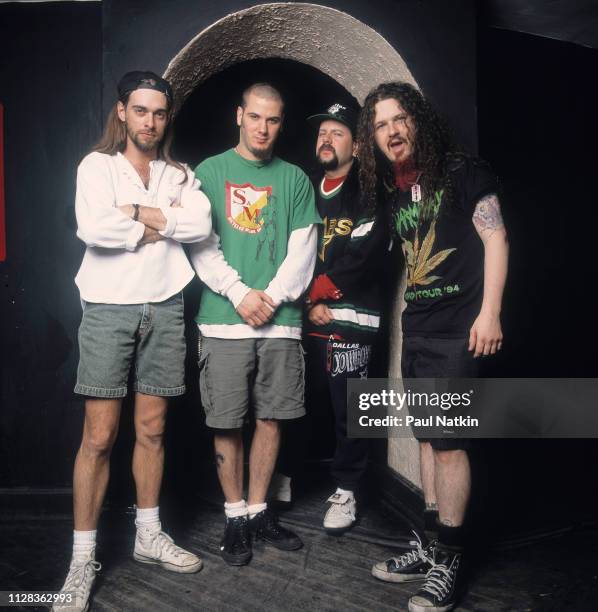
[472,194,504,235]
[215,453,225,469]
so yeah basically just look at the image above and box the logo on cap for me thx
[328,104,346,115]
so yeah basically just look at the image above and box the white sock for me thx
[248,502,267,519]
[224,499,248,519]
[336,487,354,498]
[73,530,96,560]
[136,506,161,533]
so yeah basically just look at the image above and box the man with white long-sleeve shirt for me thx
[54,71,210,612]
[189,83,320,566]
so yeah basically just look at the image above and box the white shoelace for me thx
[391,531,430,567]
[329,498,355,519]
[144,531,183,558]
[332,499,355,518]
[420,562,454,599]
[63,557,101,593]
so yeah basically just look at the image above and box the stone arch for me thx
[164,2,418,113]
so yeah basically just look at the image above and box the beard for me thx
[317,145,339,170]
[247,142,272,160]
[126,123,160,153]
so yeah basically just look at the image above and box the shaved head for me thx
[241,83,285,112]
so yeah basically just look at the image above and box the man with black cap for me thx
[54,71,210,612]
[274,104,389,533]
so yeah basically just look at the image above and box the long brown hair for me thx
[93,92,187,182]
[357,82,452,216]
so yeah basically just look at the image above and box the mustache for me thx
[318,144,336,154]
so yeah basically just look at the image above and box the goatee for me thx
[126,124,159,153]
[317,148,339,171]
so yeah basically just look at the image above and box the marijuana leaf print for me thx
[402,219,455,289]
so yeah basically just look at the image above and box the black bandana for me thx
[117,71,173,101]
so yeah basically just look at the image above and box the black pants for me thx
[278,335,371,490]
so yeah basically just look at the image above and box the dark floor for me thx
[1,474,597,612]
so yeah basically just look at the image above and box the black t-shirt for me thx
[390,155,498,338]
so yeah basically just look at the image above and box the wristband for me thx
[132,203,140,221]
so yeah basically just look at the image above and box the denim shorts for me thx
[75,293,186,398]
[198,336,306,429]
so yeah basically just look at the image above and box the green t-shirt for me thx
[194,148,320,327]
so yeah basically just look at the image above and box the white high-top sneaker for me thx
[52,551,101,612]
[323,489,356,534]
[134,522,203,573]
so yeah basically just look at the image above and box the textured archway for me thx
[164,2,417,112]
[164,2,420,487]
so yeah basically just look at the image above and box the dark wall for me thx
[478,28,598,377]
[0,2,102,486]
[476,29,598,536]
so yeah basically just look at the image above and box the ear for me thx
[352,140,359,158]
[236,106,243,127]
[117,101,126,123]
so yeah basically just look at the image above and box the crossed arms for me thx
[75,155,212,251]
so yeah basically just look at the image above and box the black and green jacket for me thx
[305,162,390,341]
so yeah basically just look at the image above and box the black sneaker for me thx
[249,508,303,551]
[371,531,435,583]
[220,515,252,566]
[408,548,463,612]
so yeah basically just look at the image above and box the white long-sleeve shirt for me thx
[74,151,211,304]
[190,225,317,339]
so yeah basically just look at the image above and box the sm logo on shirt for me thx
[225,181,272,234]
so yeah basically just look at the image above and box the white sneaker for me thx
[134,523,203,573]
[323,490,356,534]
[52,552,101,612]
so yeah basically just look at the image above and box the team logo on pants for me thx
[225,181,272,234]
[328,342,371,377]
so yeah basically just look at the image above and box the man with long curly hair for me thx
[359,82,508,611]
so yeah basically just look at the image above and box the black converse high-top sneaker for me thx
[372,531,436,583]
[408,547,464,612]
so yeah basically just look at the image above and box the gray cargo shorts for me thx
[198,336,306,429]
[75,293,186,398]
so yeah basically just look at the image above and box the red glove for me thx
[308,274,343,304]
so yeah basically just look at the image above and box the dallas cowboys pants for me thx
[277,334,371,491]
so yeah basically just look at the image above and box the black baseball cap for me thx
[307,103,359,135]
[117,71,173,102]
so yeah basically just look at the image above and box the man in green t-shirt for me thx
[190,83,321,566]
